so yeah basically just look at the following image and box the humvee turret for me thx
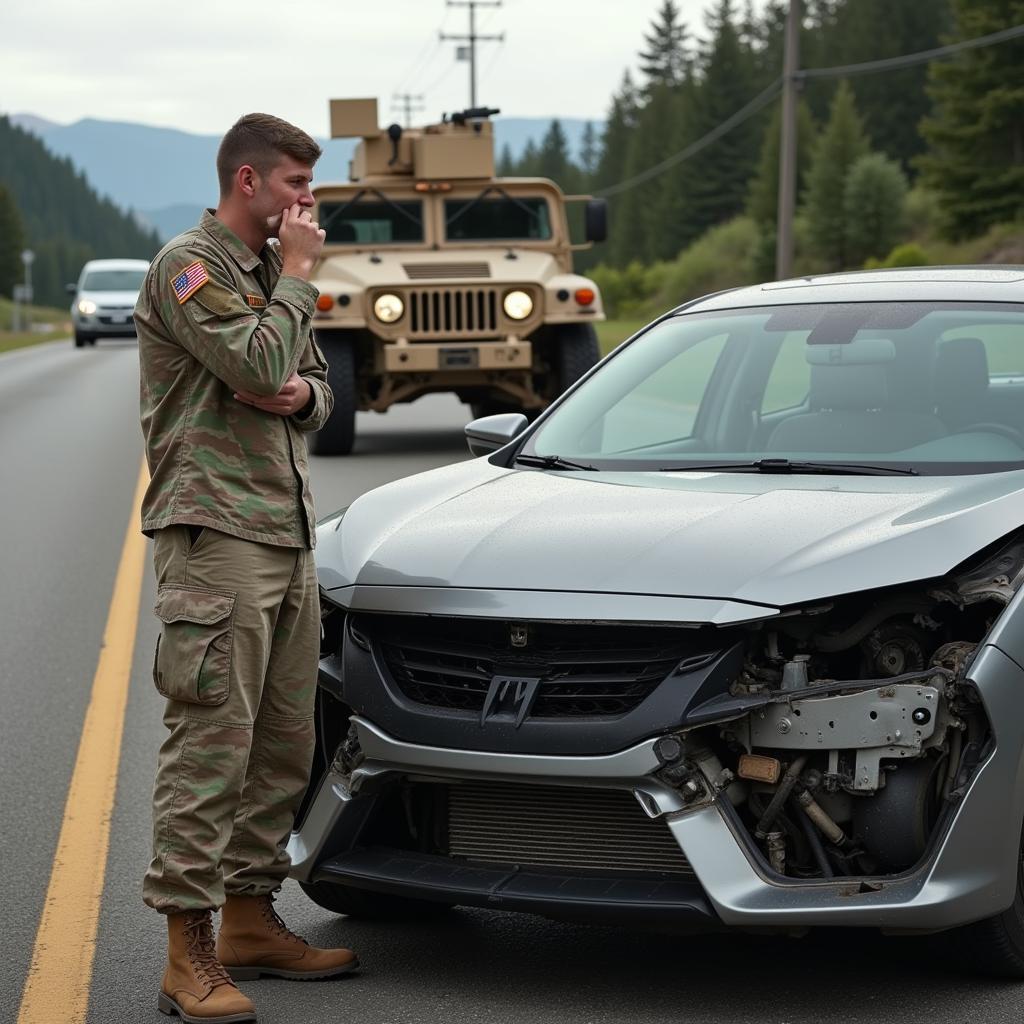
[308,98,607,455]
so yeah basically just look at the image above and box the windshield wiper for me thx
[514,453,597,472]
[659,458,919,476]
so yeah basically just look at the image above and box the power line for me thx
[392,93,427,127]
[597,21,1024,200]
[800,21,1024,80]
[597,77,783,198]
[440,1,505,108]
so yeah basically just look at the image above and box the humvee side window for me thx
[320,200,424,244]
[445,198,552,241]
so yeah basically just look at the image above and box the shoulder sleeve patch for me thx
[170,260,210,304]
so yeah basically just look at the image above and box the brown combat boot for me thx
[218,893,359,980]
[159,910,257,1022]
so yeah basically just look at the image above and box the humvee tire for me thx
[550,322,599,397]
[310,332,357,456]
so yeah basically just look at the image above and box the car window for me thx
[528,302,1024,474]
[761,331,811,414]
[600,333,728,452]
[445,197,552,241]
[320,199,424,244]
[81,270,147,290]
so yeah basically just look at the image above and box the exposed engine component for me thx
[652,539,1008,882]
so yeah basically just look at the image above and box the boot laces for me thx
[259,894,308,947]
[183,913,234,990]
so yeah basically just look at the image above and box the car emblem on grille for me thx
[510,623,528,648]
[480,675,541,728]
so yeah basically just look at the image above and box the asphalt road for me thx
[3,337,1024,1024]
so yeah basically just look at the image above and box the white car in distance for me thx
[68,258,149,348]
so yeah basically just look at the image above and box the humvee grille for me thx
[407,287,499,337]
[403,262,491,280]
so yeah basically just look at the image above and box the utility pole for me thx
[441,1,504,108]
[392,92,426,127]
[775,0,801,280]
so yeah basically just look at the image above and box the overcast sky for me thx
[1,0,763,135]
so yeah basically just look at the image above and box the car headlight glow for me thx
[77,300,97,315]
[503,290,533,320]
[373,293,404,323]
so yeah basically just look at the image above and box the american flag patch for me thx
[171,260,209,303]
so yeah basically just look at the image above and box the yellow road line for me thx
[18,459,149,1024]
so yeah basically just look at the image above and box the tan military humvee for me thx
[307,98,607,455]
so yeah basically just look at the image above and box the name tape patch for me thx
[171,260,209,304]
[245,294,267,308]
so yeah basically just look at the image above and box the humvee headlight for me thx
[503,290,533,320]
[373,293,404,323]
[77,299,97,315]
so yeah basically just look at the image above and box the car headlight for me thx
[77,300,97,315]
[503,290,533,320]
[373,293,404,323]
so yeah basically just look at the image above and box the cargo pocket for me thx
[153,585,236,706]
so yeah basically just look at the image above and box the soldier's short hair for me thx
[216,113,323,196]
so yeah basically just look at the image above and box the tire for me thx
[549,322,599,398]
[949,824,1024,977]
[299,880,454,920]
[74,331,91,348]
[309,333,357,456]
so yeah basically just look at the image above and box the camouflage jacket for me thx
[135,210,333,549]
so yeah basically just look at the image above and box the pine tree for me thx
[918,0,1024,239]
[536,120,580,191]
[497,143,515,176]
[843,153,908,265]
[579,122,599,180]
[803,80,870,269]
[638,1,691,90]
[746,100,816,226]
[0,184,26,299]
[684,0,764,238]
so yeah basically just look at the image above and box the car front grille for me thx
[445,780,693,875]
[357,614,721,720]
[405,287,500,337]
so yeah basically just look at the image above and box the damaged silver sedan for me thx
[291,267,1024,975]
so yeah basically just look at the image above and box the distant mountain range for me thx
[9,113,600,241]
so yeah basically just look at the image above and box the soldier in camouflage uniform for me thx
[135,113,358,1024]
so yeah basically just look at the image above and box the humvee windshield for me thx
[320,198,424,244]
[445,196,552,241]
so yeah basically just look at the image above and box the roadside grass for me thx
[0,297,71,354]
[595,317,649,357]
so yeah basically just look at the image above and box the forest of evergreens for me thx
[0,116,161,308]
[2,0,1023,316]
[499,0,1024,314]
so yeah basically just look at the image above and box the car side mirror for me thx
[464,412,528,457]
[66,282,78,294]
[584,198,607,244]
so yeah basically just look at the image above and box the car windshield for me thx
[528,301,1024,475]
[445,196,551,241]
[319,196,424,244]
[82,269,146,290]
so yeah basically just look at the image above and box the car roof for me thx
[678,265,1024,314]
[80,259,150,272]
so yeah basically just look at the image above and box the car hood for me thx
[316,461,1024,610]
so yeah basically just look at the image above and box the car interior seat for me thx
[933,337,991,432]
[765,339,947,454]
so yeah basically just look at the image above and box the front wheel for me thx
[299,880,454,920]
[309,333,357,456]
[548,322,600,399]
[74,331,92,348]
[950,826,1024,976]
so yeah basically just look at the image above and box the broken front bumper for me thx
[288,643,1024,931]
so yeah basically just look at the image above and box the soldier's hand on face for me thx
[278,203,326,280]
[234,373,312,416]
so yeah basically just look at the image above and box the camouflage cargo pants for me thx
[143,525,319,913]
